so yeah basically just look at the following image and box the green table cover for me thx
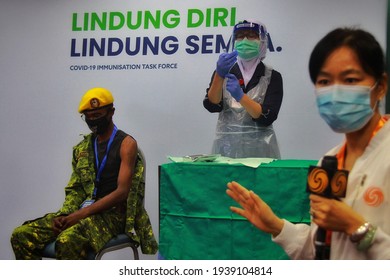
[159,159,318,259]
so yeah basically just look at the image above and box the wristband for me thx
[356,224,377,252]
[349,222,370,243]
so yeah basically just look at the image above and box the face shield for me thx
[232,20,268,60]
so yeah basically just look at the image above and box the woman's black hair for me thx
[308,28,385,83]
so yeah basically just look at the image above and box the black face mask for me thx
[86,115,110,135]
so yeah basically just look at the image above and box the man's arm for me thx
[59,136,138,230]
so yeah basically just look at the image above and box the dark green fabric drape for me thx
[159,160,316,260]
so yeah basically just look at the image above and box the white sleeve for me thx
[366,228,390,259]
[272,219,315,260]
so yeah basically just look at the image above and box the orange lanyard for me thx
[336,116,388,169]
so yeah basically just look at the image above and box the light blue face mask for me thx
[315,84,377,133]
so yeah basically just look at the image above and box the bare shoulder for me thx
[120,135,138,160]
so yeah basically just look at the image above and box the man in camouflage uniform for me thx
[11,88,158,259]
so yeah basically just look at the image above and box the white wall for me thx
[0,0,387,259]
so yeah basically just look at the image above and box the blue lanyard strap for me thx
[92,125,118,198]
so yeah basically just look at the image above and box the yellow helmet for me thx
[78,88,114,113]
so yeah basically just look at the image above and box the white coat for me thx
[273,119,390,259]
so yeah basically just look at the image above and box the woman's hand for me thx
[216,50,238,78]
[226,181,284,237]
[309,194,366,235]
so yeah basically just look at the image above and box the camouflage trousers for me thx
[11,209,125,260]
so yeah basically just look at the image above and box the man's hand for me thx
[52,216,66,235]
[52,211,84,234]
[58,211,84,231]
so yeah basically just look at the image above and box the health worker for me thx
[203,20,283,158]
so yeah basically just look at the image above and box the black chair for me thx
[42,149,146,260]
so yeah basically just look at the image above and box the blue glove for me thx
[216,50,238,78]
[226,73,244,102]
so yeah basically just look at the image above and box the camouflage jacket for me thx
[57,133,158,254]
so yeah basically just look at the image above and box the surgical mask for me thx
[315,84,377,133]
[234,38,260,60]
[86,115,110,135]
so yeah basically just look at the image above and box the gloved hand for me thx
[216,50,238,78]
[226,73,244,102]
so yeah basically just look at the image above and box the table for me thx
[159,159,317,260]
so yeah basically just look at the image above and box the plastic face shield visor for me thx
[233,21,267,41]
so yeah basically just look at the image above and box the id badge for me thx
[80,199,95,209]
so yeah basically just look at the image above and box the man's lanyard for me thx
[92,125,118,198]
